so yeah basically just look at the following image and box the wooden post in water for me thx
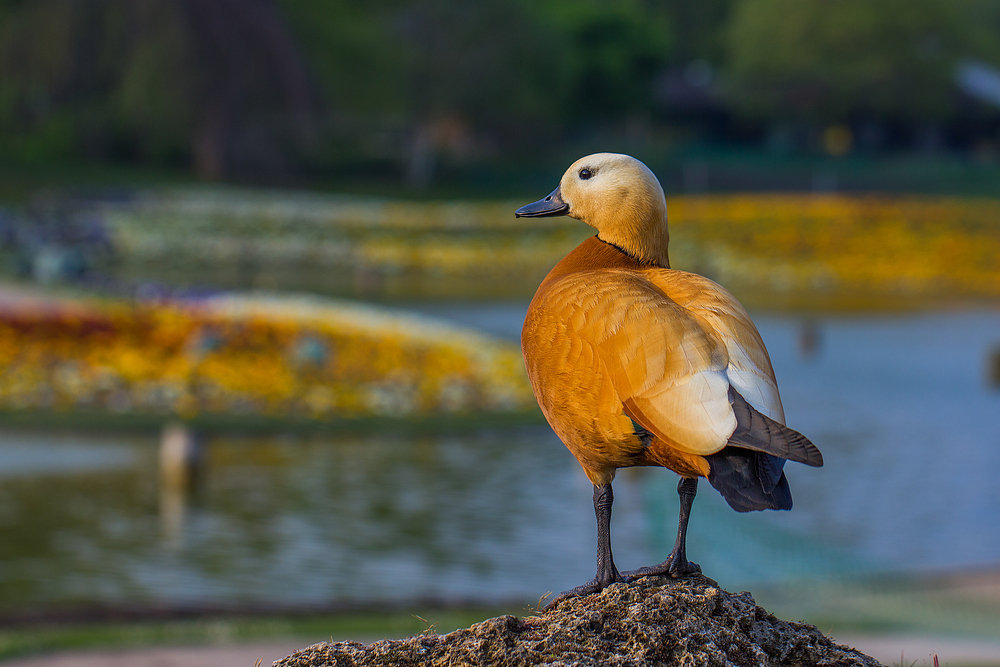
[160,422,202,488]
[159,422,203,544]
[798,319,822,359]
[988,346,1000,389]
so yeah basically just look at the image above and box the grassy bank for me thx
[0,606,519,662]
[0,405,543,436]
[5,150,1000,203]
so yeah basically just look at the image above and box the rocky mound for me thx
[274,574,881,667]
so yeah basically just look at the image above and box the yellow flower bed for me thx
[100,189,1000,301]
[0,295,535,420]
[667,195,1000,299]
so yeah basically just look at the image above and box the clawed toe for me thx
[669,559,701,578]
[622,555,701,582]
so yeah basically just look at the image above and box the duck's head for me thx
[515,153,669,267]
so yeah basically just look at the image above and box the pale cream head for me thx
[559,153,670,267]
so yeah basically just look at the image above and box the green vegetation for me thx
[756,577,1000,642]
[2,0,999,185]
[0,0,676,182]
[0,0,319,179]
[5,150,1000,205]
[725,0,1000,121]
[0,607,517,661]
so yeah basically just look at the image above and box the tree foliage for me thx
[279,0,672,137]
[530,0,672,118]
[0,0,675,178]
[1,0,999,180]
[0,0,320,178]
[723,0,997,122]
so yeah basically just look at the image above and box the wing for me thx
[646,269,785,423]
[542,269,739,457]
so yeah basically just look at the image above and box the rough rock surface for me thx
[274,575,881,667]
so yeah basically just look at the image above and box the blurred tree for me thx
[284,0,572,187]
[285,0,675,186]
[530,0,672,120]
[0,0,678,184]
[394,0,567,182]
[280,0,571,187]
[723,0,995,124]
[0,0,321,179]
[660,0,734,66]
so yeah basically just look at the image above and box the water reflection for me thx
[0,426,612,609]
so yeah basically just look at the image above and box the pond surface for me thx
[0,306,997,611]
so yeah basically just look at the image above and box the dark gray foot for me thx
[623,551,701,581]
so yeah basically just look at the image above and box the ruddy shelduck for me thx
[516,153,822,603]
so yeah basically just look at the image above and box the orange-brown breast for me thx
[522,236,782,487]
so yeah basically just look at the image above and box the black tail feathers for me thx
[705,389,822,512]
[706,447,792,512]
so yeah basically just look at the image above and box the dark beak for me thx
[515,185,569,218]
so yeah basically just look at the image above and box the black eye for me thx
[579,168,593,180]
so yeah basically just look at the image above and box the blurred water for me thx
[0,427,605,609]
[755,310,1000,575]
[407,304,1000,583]
[0,306,996,610]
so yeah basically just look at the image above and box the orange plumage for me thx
[516,153,822,603]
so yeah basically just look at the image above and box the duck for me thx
[516,153,822,604]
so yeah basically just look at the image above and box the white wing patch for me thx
[632,368,737,451]
[723,339,785,423]
[642,269,786,427]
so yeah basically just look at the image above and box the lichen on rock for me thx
[274,575,881,667]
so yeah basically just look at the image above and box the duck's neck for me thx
[595,234,670,269]
[538,236,668,291]
[592,196,670,268]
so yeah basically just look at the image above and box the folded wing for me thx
[587,271,739,456]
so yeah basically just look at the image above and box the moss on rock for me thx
[274,574,881,666]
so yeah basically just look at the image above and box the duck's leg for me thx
[593,483,622,585]
[547,483,622,607]
[624,477,702,581]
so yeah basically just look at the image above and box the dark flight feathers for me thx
[727,388,823,467]
[706,388,823,513]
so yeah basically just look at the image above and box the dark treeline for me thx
[1,0,999,185]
